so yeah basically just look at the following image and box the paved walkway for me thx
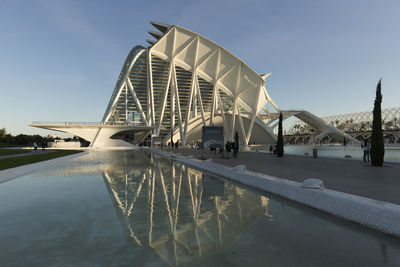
[0,149,55,160]
[163,148,400,205]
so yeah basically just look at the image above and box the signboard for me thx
[202,126,224,149]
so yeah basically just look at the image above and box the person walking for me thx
[361,139,370,162]
[234,142,239,158]
[225,141,231,159]
[233,131,239,158]
[33,142,38,152]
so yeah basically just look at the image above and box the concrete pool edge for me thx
[145,147,400,238]
[0,152,88,183]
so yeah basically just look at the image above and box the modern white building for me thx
[31,21,353,148]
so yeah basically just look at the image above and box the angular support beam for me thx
[183,72,196,145]
[216,89,229,141]
[126,78,148,125]
[230,97,238,141]
[210,49,221,126]
[147,50,155,126]
[156,63,173,135]
[236,105,247,145]
[195,75,206,126]
[246,112,256,145]
[172,65,184,144]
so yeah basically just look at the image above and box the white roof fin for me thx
[260,73,271,80]
[150,21,171,33]
[148,30,163,40]
[146,39,156,45]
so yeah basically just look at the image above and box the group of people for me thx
[167,141,179,149]
[224,141,239,158]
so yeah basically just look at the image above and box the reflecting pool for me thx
[0,150,399,266]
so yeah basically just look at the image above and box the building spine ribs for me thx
[102,22,282,146]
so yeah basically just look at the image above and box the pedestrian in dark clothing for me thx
[269,145,273,155]
[233,131,239,158]
[361,139,370,162]
[233,142,239,158]
[42,142,46,151]
[225,141,231,158]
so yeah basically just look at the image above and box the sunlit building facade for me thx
[101,21,281,146]
[32,21,352,148]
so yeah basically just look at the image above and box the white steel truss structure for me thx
[102,22,280,146]
[287,107,400,144]
[289,106,400,134]
[32,21,354,147]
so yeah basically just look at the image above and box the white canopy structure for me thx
[288,107,400,144]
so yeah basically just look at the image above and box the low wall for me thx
[145,147,400,238]
[48,141,81,148]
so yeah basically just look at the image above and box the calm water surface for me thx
[0,150,399,266]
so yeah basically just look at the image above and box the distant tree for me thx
[276,112,284,157]
[371,79,385,166]
[4,134,13,144]
[0,127,6,141]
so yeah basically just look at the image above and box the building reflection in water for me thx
[102,153,272,266]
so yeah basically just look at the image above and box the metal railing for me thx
[31,121,148,127]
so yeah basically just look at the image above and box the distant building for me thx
[47,133,61,140]
[287,107,400,144]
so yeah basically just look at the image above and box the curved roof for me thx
[149,24,278,115]
[102,45,146,121]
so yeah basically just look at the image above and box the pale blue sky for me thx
[1,0,399,136]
